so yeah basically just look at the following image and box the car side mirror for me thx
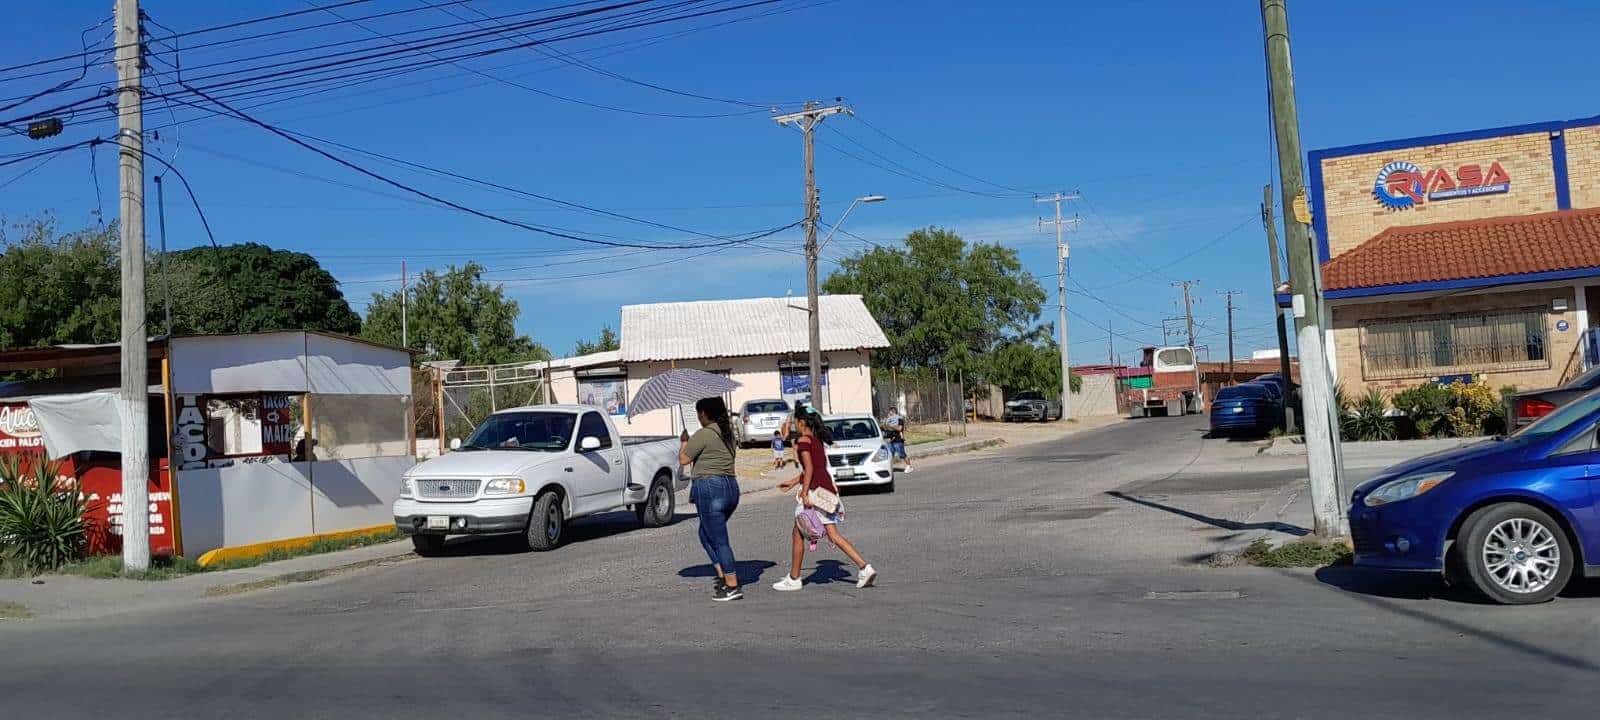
[580,436,602,452]
[449,438,462,450]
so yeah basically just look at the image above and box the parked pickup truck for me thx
[394,404,684,555]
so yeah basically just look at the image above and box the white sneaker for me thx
[856,565,878,589]
[772,575,803,592]
[903,466,915,474]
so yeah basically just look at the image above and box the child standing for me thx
[770,430,789,472]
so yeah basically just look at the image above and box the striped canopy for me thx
[627,368,741,419]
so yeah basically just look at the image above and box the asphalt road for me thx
[5,416,1600,719]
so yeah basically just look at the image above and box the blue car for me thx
[1350,389,1600,604]
[1208,383,1282,437]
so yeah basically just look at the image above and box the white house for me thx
[545,295,891,436]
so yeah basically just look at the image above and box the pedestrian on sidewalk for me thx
[883,406,913,473]
[770,430,792,472]
[773,407,877,592]
[679,396,743,602]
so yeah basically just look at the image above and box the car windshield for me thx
[461,411,576,451]
[824,418,881,441]
[745,401,789,414]
[1512,389,1600,438]
[1014,392,1043,401]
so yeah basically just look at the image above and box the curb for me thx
[203,553,415,598]
[908,437,1004,459]
[195,524,400,568]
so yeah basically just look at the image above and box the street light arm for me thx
[818,197,864,252]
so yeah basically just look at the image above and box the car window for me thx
[1570,365,1600,391]
[744,401,789,414]
[1513,389,1600,439]
[1014,392,1042,401]
[577,412,613,450]
[824,418,881,440]
[1217,385,1271,400]
[463,412,576,452]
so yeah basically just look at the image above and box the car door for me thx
[571,411,624,515]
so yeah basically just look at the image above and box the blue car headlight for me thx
[1363,471,1453,507]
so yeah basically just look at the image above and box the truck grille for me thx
[829,453,870,467]
[416,479,481,499]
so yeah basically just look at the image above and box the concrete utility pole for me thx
[400,260,408,348]
[1262,0,1345,537]
[1037,192,1080,421]
[115,0,150,572]
[1218,290,1242,383]
[774,102,848,412]
[1261,184,1296,432]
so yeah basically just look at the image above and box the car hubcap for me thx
[654,485,669,515]
[1483,518,1560,594]
[546,508,560,541]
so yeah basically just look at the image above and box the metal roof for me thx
[620,295,890,362]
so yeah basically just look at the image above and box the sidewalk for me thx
[0,540,416,623]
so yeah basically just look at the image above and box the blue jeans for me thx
[889,440,908,460]
[692,475,741,582]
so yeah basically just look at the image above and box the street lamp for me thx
[819,195,887,251]
[807,194,886,413]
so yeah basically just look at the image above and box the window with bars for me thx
[1360,308,1549,380]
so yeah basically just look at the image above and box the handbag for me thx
[807,485,841,515]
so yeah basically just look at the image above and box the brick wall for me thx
[1565,125,1600,209]
[1330,286,1581,395]
[1320,132,1558,259]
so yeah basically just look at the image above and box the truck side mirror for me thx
[580,436,602,452]
[449,438,462,450]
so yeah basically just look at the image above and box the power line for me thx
[850,112,1040,196]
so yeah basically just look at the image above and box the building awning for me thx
[1322,207,1600,298]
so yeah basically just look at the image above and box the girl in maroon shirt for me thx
[773,408,878,591]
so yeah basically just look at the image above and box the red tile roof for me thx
[1323,207,1600,291]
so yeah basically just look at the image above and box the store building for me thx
[1309,114,1600,393]
[544,295,890,435]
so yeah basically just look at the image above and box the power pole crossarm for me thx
[775,101,850,412]
[115,0,150,572]
[1037,192,1080,421]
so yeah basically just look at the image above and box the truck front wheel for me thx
[411,534,445,556]
[526,491,565,552]
[637,472,676,528]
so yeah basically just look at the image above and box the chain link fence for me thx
[871,368,966,439]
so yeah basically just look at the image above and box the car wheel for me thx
[525,491,565,552]
[638,472,675,528]
[411,534,445,556]
[882,477,896,493]
[1459,503,1573,605]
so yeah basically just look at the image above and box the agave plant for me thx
[0,457,86,573]
[1341,387,1397,441]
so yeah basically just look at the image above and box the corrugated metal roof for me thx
[546,350,622,369]
[620,295,890,362]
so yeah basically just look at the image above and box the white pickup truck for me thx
[394,404,685,554]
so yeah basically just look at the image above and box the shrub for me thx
[1342,387,1396,441]
[1445,379,1499,438]
[0,456,86,574]
[1391,382,1452,438]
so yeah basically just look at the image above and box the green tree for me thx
[822,227,1050,385]
[986,327,1082,395]
[572,324,620,356]
[162,243,360,336]
[0,216,121,349]
[1,220,361,350]
[362,262,547,365]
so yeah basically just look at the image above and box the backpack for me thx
[795,508,828,551]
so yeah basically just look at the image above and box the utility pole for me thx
[1107,324,1115,366]
[774,102,848,412]
[1263,0,1344,537]
[1173,280,1199,350]
[1218,290,1242,384]
[154,174,171,337]
[400,260,408,348]
[1262,184,1296,432]
[1037,192,1080,421]
[115,0,150,572]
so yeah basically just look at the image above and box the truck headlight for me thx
[870,445,890,463]
[400,476,414,498]
[1363,471,1453,507]
[484,478,526,496]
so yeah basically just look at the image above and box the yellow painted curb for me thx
[195,524,399,568]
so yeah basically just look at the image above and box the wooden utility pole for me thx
[1261,184,1296,432]
[1037,193,1080,421]
[1218,290,1242,384]
[1262,0,1345,537]
[400,259,408,348]
[774,102,848,413]
[1173,280,1199,350]
[115,0,150,572]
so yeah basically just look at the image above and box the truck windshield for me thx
[461,411,577,452]
[825,418,881,440]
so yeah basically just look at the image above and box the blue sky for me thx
[3,0,1599,361]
